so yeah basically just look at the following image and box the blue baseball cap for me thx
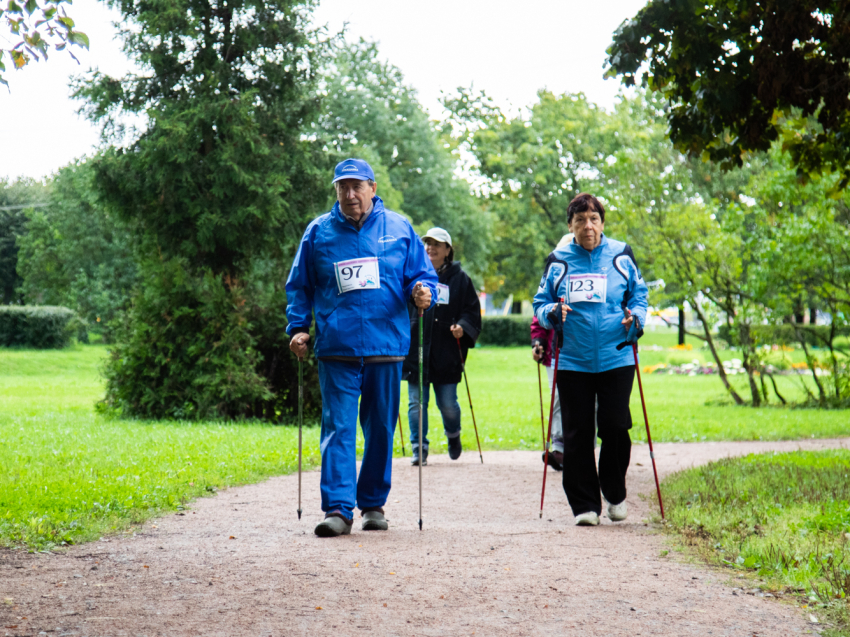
[332,158,375,183]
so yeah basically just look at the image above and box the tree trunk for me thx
[678,306,686,346]
[692,300,744,405]
[739,323,762,406]
[809,307,817,326]
[765,371,787,405]
[794,323,826,404]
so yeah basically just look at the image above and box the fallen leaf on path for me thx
[389,572,395,575]
[809,615,819,624]
[315,606,323,610]
[229,536,236,540]
[143,565,149,569]
[354,563,359,567]
[383,603,387,607]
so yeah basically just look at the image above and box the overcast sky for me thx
[0,0,647,181]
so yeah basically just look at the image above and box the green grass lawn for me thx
[0,346,324,549]
[1,341,849,550]
[661,451,850,634]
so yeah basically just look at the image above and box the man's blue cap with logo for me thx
[332,158,375,183]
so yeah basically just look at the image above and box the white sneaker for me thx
[607,501,628,521]
[574,511,599,526]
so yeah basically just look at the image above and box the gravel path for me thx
[3,437,849,637]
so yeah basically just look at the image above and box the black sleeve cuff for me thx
[289,326,310,336]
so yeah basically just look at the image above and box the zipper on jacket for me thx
[590,246,600,374]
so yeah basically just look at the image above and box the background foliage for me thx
[605,0,850,188]
[2,0,850,415]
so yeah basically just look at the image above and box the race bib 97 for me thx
[334,257,381,294]
[568,274,607,304]
[436,283,450,305]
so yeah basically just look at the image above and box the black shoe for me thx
[411,449,428,466]
[542,450,563,471]
[448,436,462,460]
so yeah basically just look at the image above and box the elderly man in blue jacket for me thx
[287,158,437,537]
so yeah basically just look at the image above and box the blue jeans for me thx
[407,381,462,454]
[317,359,401,520]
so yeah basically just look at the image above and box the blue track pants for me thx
[317,359,401,520]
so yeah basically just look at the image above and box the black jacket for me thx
[403,261,482,385]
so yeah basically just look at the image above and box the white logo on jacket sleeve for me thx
[539,263,565,293]
[614,255,643,282]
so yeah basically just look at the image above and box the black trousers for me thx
[557,365,634,516]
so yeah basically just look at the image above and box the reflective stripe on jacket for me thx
[285,197,438,358]
[532,234,648,373]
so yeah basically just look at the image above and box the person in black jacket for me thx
[403,227,482,465]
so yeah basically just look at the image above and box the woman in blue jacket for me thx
[533,193,648,527]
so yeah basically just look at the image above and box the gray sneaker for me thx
[410,448,428,466]
[314,514,353,537]
[361,508,389,531]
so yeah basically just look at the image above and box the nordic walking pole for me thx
[540,299,564,518]
[418,301,424,531]
[297,357,303,521]
[456,338,483,464]
[632,341,665,520]
[397,413,406,456]
[537,362,546,450]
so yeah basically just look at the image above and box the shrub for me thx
[478,316,531,347]
[0,305,79,348]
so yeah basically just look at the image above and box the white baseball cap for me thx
[422,227,452,246]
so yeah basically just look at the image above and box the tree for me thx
[0,176,48,304]
[443,88,616,300]
[1,0,88,88]
[606,1,850,188]
[315,40,489,283]
[16,158,138,341]
[74,0,327,420]
[741,147,850,405]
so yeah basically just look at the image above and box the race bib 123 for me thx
[568,274,607,304]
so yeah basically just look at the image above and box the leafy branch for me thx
[0,0,89,88]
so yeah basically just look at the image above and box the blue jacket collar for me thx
[571,233,608,255]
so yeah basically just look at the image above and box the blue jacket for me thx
[285,197,438,358]
[532,235,648,373]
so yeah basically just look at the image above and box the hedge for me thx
[0,306,79,349]
[478,315,531,346]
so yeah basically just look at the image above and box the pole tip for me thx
[479,455,484,464]
[418,520,423,531]
[539,512,542,519]
[297,509,302,520]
